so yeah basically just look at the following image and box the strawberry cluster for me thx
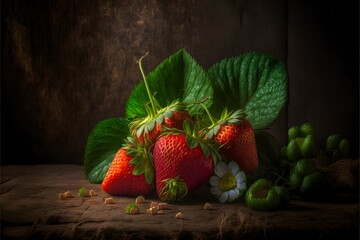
[101,53,259,202]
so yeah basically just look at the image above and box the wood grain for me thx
[0,165,358,239]
[2,0,288,165]
[1,0,358,165]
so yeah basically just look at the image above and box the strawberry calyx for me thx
[130,100,188,141]
[196,101,246,139]
[125,202,140,214]
[123,136,155,185]
[159,176,188,202]
[206,108,245,139]
[161,119,222,165]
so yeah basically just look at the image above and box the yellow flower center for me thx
[219,173,236,192]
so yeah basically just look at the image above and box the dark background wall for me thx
[1,0,358,165]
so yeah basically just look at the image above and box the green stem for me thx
[200,103,217,127]
[138,52,157,117]
[271,170,290,187]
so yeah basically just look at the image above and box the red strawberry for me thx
[102,148,151,195]
[213,118,259,174]
[205,109,259,175]
[152,121,219,202]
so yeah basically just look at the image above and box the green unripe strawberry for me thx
[300,172,327,200]
[288,126,301,140]
[326,134,342,151]
[300,135,317,158]
[300,123,314,137]
[290,159,316,192]
[289,172,303,190]
[286,140,301,162]
[339,138,350,155]
[293,159,315,177]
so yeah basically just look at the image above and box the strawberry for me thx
[130,101,192,144]
[213,118,259,174]
[203,107,259,175]
[102,138,154,196]
[152,120,219,202]
[130,52,192,145]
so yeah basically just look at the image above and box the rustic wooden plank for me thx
[1,165,358,239]
[2,0,288,165]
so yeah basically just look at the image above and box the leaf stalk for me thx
[138,52,157,117]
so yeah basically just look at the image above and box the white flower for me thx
[209,161,247,203]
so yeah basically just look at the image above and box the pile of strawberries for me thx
[101,53,259,202]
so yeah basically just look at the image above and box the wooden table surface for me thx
[1,165,359,240]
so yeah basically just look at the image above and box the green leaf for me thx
[125,49,213,117]
[186,135,198,149]
[133,161,145,175]
[213,124,221,135]
[221,108,228,119]
[208,52,287,130]
[164,110,173,118]
[144,166,155,185]
[155,114,164,125]
[129,155,142,165]
[147,119,156,132]
[182,119,193,135]
[199,141,210,158]
[136,125,145,137]
[84,118,130,183]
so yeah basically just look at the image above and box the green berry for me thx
[293,159,315,177]
[289,159,316,191]
[300,135,317,158]
[288,126,301,140]
[289,172,303,190]
[339,138,350,155]
[326,134,342,151]
[286,140,301,162]
[300,123,315,137]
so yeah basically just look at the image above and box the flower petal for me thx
[229,189,239,201]
[236,171,246,182]
[228,161,239,175]
[215,162,228,178]
[237,181,246,191]
[211,186,222,196]
[209,176,220,186]
[219,191,229,203]
[233,188,240,197]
